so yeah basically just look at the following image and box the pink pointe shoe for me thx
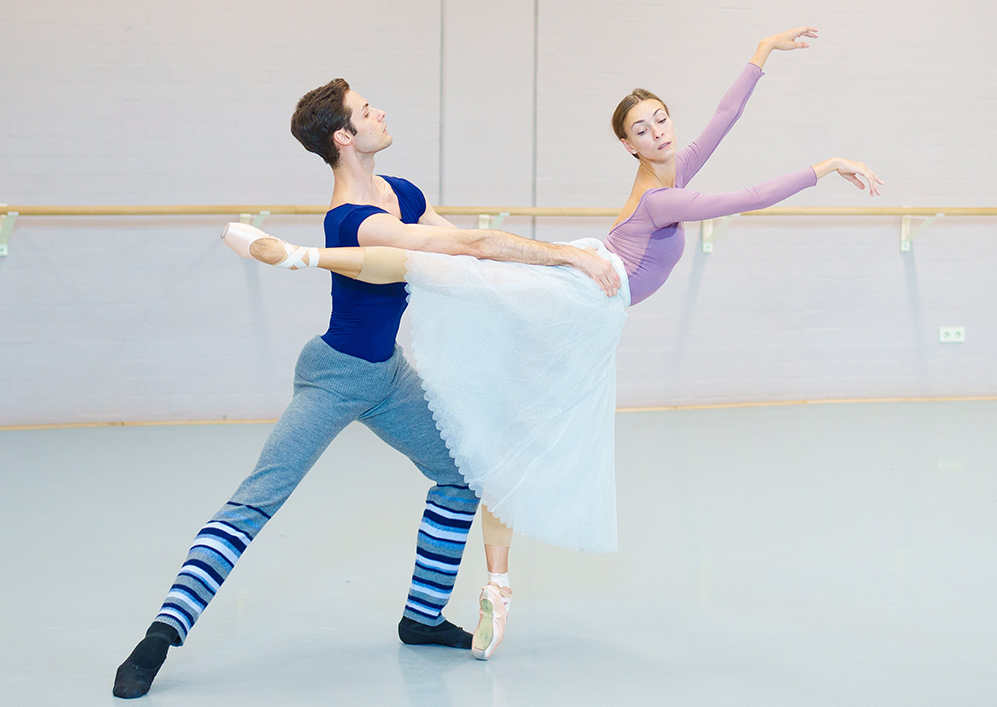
[471,582,511,660]
[220,222,318,270]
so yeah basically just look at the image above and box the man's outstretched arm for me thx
[357,206,620,296]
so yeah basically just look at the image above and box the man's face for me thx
[342,90,392,156]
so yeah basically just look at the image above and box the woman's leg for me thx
[482,505,512,576]
[221,222,408,283]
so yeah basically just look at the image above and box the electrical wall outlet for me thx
[939,327,965,343]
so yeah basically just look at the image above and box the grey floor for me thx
[1,401,995,706]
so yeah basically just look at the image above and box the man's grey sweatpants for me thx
[154,336,480,644]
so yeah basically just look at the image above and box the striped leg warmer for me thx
[154,501,271,644]
[403,486,477,625]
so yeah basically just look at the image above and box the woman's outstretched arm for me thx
[644,157,883,227]
[679,27,818,184]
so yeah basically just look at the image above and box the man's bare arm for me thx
[358,211,620,296]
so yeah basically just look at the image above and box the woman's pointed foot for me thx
[221,221,266,259]
[471,583,511,660]
[220,222,318,269]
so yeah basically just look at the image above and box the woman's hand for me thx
[765,26,819,51]
[750,26,818,69]
[812,158,885,196]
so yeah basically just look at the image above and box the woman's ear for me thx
[620,137,636,155]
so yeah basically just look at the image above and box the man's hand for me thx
[568,247,621,297]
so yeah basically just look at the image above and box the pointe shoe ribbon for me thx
[221,222,318,270]
[274,240,315,270]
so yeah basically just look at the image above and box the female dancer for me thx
[222,25,882,659]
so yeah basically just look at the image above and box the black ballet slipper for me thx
[112,623,179,699]
[398,617,473,649]
[113,659,160,699]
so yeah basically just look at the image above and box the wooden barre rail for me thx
[2,204,993,256]
[2,205,996,217]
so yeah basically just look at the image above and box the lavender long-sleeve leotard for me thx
[604,63,818,306]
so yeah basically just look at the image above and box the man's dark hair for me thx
[290,78,357,168]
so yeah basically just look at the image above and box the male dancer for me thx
[112,78,619,698]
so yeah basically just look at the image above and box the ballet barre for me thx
[698,206,997,253]
[1,204,994,257]
[0,205,15,257]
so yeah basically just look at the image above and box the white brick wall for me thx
[1,0,995,425]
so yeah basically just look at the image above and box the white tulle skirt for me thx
[404,238,630,553]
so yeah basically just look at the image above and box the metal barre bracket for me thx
[701,214,738,253]
[239,211,272,229]
[0,205,17,257]
[477,212,510,230]
[900,212,943,252]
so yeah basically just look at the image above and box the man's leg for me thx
[360,350,480,646]
[113,337,360,698]
[153,378,355,643]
